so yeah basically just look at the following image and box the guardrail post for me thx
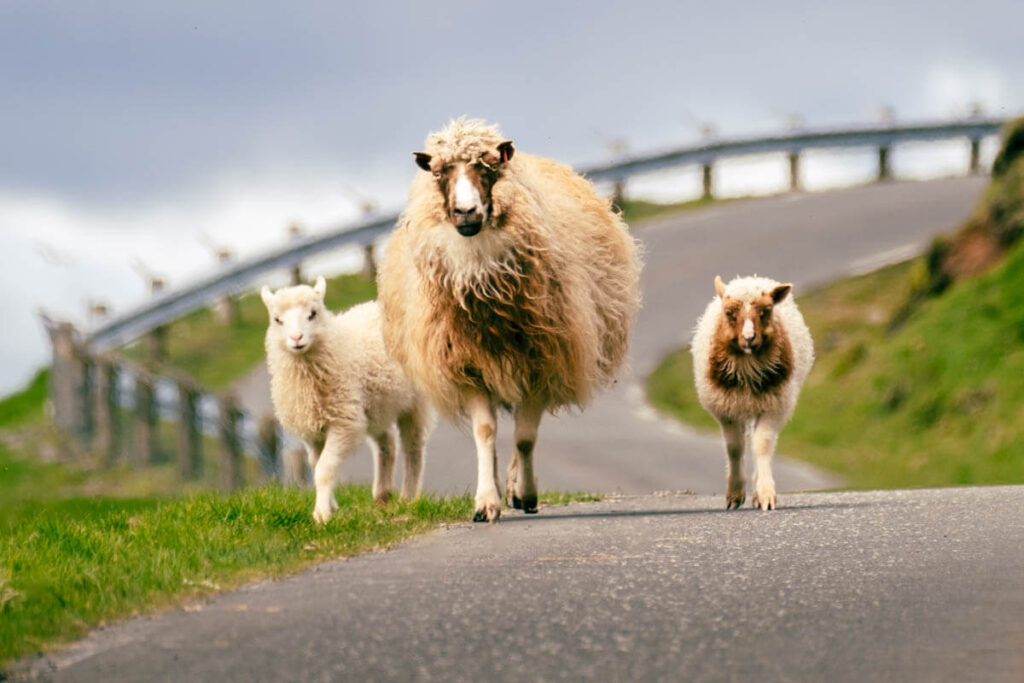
[969,138,982,175]
[257,415,281,479]
[362,243,378,281]
[219,393,244,491]
[132,369,157,466]
[877,145,892,181]
[788,151,801,192]
[701,163,714,200]
[44,320,88,438]
[147,324,168,364]
[92,356,121,464]
[177,379,202,481]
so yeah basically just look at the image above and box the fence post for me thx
[362,243,378,281]
[788,151,801,192]
[92,356,121,464]
[701,162,714,200]
[177,379,202,481]
[969,138,982,175]
[257,415,280,480]
[219,393,243,491]
[877,145,892,181]
[132,369,157,466]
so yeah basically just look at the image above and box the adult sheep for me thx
[378,118,641,522]
[691,275,814,510]
[261,277,433,523]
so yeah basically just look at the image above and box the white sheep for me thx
[378,118,641,522]
[260,277,433,523]
[691,275,814,510]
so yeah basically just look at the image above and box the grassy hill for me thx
[648,120,1024,489]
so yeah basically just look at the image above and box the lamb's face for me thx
[260,277,328,355]
[414,141,514,238]
[713,276,792,355]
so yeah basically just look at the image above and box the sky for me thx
[1,0,1023,394]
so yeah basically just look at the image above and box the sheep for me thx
[690,275,814,511]
[260,276,433,523]
[378,118,641,522]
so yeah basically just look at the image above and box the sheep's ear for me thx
[313,276,327,298]
[260,286,274,309]
[414,152,432,171]
[771,283,792,304]
[714,275,726,298]
[497,141,515,164]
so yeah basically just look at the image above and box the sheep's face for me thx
[714,275,792,355]
[414,141,514,238]
[260,276,328,355]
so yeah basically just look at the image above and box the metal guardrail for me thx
[581,117,1006,183]
[84,117,1009,350]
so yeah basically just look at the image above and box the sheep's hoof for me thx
[472,503,501,523]
[725,495,745,510]
[751,491,777,511]
[374,491,393,507]
[512,494,539,513]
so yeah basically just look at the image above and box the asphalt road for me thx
[21,487,1024,682]
[234,177,985,497]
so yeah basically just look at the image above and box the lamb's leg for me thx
[467,393,501,523]
[750,417,780,511]
[369,426,397,506]
[397,408,428,500]
[312,428,360,524]
[720,418,746,510]
[508,401,543,513]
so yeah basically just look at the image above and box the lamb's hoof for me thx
[472,503,501,523]
[751,490,777,511]
[312,506,334,525]
[513,494,539,513]
[373,491,392,507]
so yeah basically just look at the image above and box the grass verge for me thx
[647,243,1024,489]
[618,196,718,225]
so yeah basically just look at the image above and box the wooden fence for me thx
[41,315,304,490]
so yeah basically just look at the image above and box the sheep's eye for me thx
[308,309,317,321]
[761,307,772,319]
[725,310,737,321]
[274,317,282,325]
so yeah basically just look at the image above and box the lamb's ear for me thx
[771,283,792,304]
[497,141,515,164]
[714,275,727,298]
[414,152,432,171]
[260,286,274,309]
[313,275,327,298]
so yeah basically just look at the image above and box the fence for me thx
[42,315,305,490]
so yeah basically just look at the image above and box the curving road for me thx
[235,176,986,497]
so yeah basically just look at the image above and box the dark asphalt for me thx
[235,177,984,497]
[20,487,1024,682]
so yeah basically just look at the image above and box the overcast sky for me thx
[1,0,1022,393]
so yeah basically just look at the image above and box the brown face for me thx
[713,277,792,355]
[414,141,514,237]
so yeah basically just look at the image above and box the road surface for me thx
[20,487,1024,681]
[235,177,985,497]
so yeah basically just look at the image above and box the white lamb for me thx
[691,275,814,510]
[260,277,433,523]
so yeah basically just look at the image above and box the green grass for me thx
[647,243,1024,489]
[618,196,718,225]
[123,272,377,391]
[0,370,48,429]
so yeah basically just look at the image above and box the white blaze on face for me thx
[453,165,482,213]
[741,317,755,341]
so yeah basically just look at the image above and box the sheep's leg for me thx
[720,419,746,510]
[312,428,361,524]
[507,401,543,513]
[397,409,428,500]
[467,393,501,523]
[750,417,780,511]
[369,426,397,506]
[302,435,325,470]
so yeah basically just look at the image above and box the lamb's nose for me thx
[290,333,303,343]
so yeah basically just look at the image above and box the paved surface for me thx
[235,177,985,497]
[19,487,1024,682]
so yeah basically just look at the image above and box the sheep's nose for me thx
[453,206,477,216]
[741,319,755,341]
[290,333,303,343]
